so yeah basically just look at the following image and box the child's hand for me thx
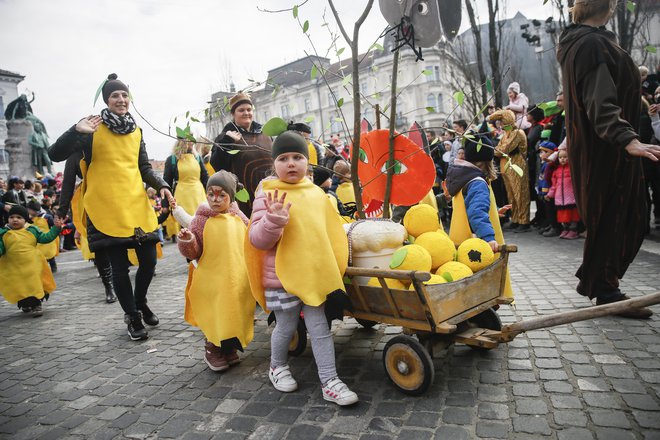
[53,217,63,228]
[170,198,177,210]
[544,195,551,202]
[178,228,193,241]
[488,240,499,253]
[265,189,292,217]
[498,204,512,217]
[74,230,81,246]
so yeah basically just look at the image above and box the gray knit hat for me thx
[207,170,242,202]
[102,73,129,104]
[271,131,309,160]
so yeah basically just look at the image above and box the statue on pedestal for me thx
[4,93,52,176]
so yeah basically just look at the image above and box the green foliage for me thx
[336,47,345,56]
[235,188,249,203]
[302,20,309,33]
[425,107,436,113]
[476,138,483,152]
[311,65,318,80]
[627,1,635,13]
[369,42,384,52]
[389,247,408,269]
[262,117,289,136]
[486,79,493,94]
[342,74,352,86]
[337,98,345,108]
[422,69,433,76]
[304,115,315,123]
[440,272,454,283]
[453,91,465,106]
[645,45,657,54]
[292,4,298,18]
[93,79,106,107]
[227,150,240,155]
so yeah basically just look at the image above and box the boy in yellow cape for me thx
[0,205,62,317]
[177,170,254,372]
[245,131,358,406]
[445,136,514,300]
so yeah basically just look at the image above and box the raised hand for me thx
[265,189,291,217]
[178,228,193,241]
[226,130,242,142]
[75,115,102,134]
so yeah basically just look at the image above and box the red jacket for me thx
[547,164,576,207]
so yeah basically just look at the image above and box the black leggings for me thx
[106,243,157,316]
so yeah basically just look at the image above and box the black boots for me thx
[48,258,57,273]
[125,313,148,341]
[139,304,159,326]
[97,260,117,303]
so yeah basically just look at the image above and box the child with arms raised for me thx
[177,171,254,371]
[246,131,358,406]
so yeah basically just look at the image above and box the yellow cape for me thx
[449,183,513,299]
[245,178,348,311]
[33,216,60,260]
[184,214,255,348]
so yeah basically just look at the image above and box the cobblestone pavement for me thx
[1,229,659,440]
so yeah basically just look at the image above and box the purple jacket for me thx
[547,164,576,207]
[248,184,289,289]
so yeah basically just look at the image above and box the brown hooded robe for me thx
[557,24,646,300]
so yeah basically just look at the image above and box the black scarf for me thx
[101,108,137,135]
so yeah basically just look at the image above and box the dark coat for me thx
[557,24,646,299]
[210,121,273,216]
[48,125,169,251]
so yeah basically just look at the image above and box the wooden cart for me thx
[340,245,660,395]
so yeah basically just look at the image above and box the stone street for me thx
[1,229,659,440]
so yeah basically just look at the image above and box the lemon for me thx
[389,244,433,273]
[403,204,440,237]
[436,261,473,282]
[408,274,447,290]
[456,238,495,272]
[414,231,456,270]
[367,277,407,290]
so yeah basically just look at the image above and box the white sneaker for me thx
[269,365,298,392]
[322,378,359,406]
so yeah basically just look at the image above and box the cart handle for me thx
[344,266,432,282]
[499,244,517,253]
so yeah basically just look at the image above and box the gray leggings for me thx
[271,303,337,384]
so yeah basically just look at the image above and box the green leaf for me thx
[186,133,196,142]
[453,91,465,106]
[425,106,436,113]
[440,272,454,283]
[334,117,343,122]
[262,117,289,136]
[173,116,178,124]
[336,47,345,57]
[292,4,298,18]
[185,111,190,119]
[463,133,475,140]
[227,150,240,155]
[337,98,344,108]
[190,117,200,123]
[486,79,493,94]
[358,148,368,163]
[389,248,408,269]
[503,160,511,173]
[476,139,483,152]
[302,20,309,33]
[422,69,433,76]
[311,65,318,80]
[645,45,657,54]
[370,42,384,52]
[343,275,351,284]
[408,235,415,244]
[235,188,249,203]
[93,79,106,107]
[627,1,635,13]
[304,115,315,123]
[176,126,186,139]
[511,164,524,177]
[342,74,352,86]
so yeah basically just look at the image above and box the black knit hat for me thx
[528,106,545,123]
[8,205,32,223]
[464,137,494,163]
[271,131,309,159]
[102,73,129,104]
[207,170,242,202]
[27,200,42,212]
[288,121,312,134]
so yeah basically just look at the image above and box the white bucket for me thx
[351,248,397,285]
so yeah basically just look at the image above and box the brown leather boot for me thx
[597,294,653,319]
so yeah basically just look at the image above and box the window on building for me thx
[0,96,4,117]
[328,92,334,107]
[331,116,343,134]
[437,94,444,112]
[363,107,373,124]
[425,66,433,82]
[360,81,368,95]
[427,94,437,111]
[281,104,289,118]
[434,66,441,82]
[304,97,311,112]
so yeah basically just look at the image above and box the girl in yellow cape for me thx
[245,131,358,407]
[0,205,62,317]
[176,170,254,372]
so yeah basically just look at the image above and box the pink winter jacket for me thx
[177,202,249,261]
[248,185,288,289]
[547,164,576,207]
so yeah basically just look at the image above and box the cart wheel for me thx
[465,308,502,351]
[383,335,435,395]
[356,318,377,329]
[288,318,307,356]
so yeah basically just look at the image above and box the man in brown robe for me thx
[557,17,660,318]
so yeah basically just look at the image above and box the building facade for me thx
[0,69,25,179]
[206,35,465,144]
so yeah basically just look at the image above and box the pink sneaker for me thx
[564,231,579,240]
[559,230,569,239]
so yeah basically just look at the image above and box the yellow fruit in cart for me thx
[457,238,495,272]
[437,228,450,239]
[403,204,440,237]
[367,277,407,290]
[389,244,432,273]
[414,232,456,270]
[408,274,447,289]
[436,261,473,282]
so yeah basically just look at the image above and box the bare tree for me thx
[487,0,504,107]
[465,0,488,106]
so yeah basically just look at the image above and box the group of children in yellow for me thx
[0,127,509,407]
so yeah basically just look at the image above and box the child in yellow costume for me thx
[27,200,60,274]
[0,206,62,316]
[177,171,254,372]
[445,138,513,299]
[246,131,358,406]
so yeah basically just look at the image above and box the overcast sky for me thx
[0,0,555,164]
